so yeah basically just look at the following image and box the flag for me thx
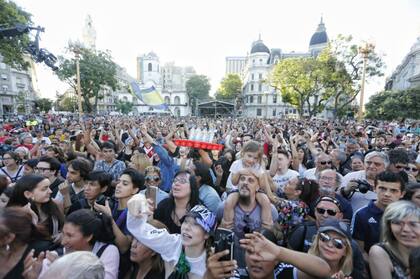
[130,82,168,110]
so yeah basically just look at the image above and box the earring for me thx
[5,244,10,251]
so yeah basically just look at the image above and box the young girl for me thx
[127,203,216,279]
[225,141,264,192]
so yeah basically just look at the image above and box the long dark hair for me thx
[168,170,200,212]
[66,209,115,246]
[7,174,64,232]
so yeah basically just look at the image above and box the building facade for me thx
[0,55,39,116]
[232,18,330,118]
[386,35,420,90]
[136,52,193,116]
[225,56,247,75]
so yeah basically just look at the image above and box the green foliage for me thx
[55,44,119,113]
[34,98,52,112]
[116,100,133,114]
[0,0,32,70]
[55,93,77,111]
[365,88,420,120]
[216,74,242,101]
[186,75,211,100]
[186,75,211,116]
[270,57,328,117]
[322,35,385,118]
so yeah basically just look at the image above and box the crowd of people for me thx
[0,113,419,279]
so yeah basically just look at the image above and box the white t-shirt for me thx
[272,169,299,192]
[226,159,264,192]
[303,168,317,180]
[127,213,206,279]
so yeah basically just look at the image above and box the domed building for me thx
[236,18,330,118]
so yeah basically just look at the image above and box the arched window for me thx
[174,96,181,105]
[148,63,152,72]
[164,96,170,104]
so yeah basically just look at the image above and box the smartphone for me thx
[148,186,158,208]
[214,228,234,261]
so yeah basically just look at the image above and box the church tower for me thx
[137,52,161,86]
[309,17,328,56]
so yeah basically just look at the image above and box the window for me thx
[250,84,254,91]
[257,108,262,116]
[174,96,180,105]
[250,96,254,103]
[273,95,277,103]
[259,59,263,63]
[1,74,7,80]
[272,109,276,117]
[257,96,262,104]
[293,109,297,114]
[259,73,262,80]
[148,63,152,72]
[164,96,170,104]
[251,73,254,80]
[2,85,8,92]
[258,83,262,92]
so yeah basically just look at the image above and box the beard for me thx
[239,194,251,206]
[319,186,335,197]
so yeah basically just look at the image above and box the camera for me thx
[355,179,372,194]
[214,228,234,261]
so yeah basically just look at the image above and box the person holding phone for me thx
[139,166,168,207]
[127,203,216,279]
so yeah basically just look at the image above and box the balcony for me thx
[16,82,26,89]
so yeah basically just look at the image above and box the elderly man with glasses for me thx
[340,151,389,211]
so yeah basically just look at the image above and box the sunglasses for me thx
[316,207,338,216]
[319,232,345,249]
[320,161,332,165]
[405,167,418,172]
[145,175,160,182]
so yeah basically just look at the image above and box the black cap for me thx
[319,219,351,240]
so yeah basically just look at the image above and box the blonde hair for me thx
[308,232,353,276]
[130,153,152,174]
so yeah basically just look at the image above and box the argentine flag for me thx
[130,82,168,110]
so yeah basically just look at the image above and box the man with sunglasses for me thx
[288,196,367,279]
[139,166,168,206]
[351,171,405,262]
[303,153,333,180]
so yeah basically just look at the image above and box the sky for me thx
[13,0,420,103]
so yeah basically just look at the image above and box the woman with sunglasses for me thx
[153,170,200,234]
[369,201,420,279]
[139,166,169,207]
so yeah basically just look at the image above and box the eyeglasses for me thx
[390,220,420,230]
[316,207,338,216]
[34,167,51,172]
[173,177,189,184]
[405,167,418,172]
[319,232,345,249]
[145,175,160,182]
[2,157,13,161]
[320,161,332,165]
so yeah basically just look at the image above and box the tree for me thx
[55,44,118,113]
[186,75,211,115]
[365,88,420,120]
[34,98,52,112]
[116,100,133,114]
[270,57,329,117]
[216,74,242,101]
[0,0,32,70]
[321,35,385,118]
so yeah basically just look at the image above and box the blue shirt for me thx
[351,200,383,253]
[152,143,179,192]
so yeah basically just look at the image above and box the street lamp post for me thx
[74,48,83,120]
[357,42,375,123]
